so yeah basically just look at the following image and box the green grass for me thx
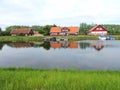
[0,36,98,43]
[0,36,43,43]
[0,68,120,90]
[0,35,120,43]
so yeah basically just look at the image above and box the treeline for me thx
[0,24,57,36]
[102,24,120,35]
[79,23,120,35]
[0,23,120,36]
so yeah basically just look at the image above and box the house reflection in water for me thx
[50,41,78,49]
[91,41,105,51]
[9,42,33,48]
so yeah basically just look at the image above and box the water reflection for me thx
[1,40,106,51]
[39,41,51,50]
[0,40,120,70]
[91,41,105,51]
[7,42,34,48]
[79,42,90,49]
[0,43,4,50]
[79,40,105,51]
[50,41,78,49]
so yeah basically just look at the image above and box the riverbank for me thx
[0,68,120,90]
[0,36,43,42]
[0,35,120,42]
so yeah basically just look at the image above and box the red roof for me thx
[50,27,61,33]
[10,28,32,34]
[89,25,107,32]
[50,27,79,33]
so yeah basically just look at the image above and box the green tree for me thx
[79,23,95,35]
[0,28,2,36]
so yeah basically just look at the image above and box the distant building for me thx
[88,25,107,35]
[33,31,42,36]
[10,28,34,36]
[50,27,79,36]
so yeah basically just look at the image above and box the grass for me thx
[0,35,120,43]
[0,36,43,43]
[0,36,98,43]
[0,68,120,90]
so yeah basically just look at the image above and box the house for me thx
[50,26,79,36]
[88,25,107,35]
[10,28,34,36]
[33,31,42,36]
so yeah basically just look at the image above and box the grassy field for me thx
[0,68,120,90]
[0,35,120,43]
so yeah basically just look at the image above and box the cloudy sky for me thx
[0,0,120,30]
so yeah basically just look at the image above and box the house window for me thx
[61,27,69,32]
[100,28,102,30]
[96,28,102,30]
[96,28,99,30]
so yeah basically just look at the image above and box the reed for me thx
[0,68,119,90]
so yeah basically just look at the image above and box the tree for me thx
[79,23,95,35]
[0,28,2,36]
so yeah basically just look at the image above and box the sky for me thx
[0,0,120,30]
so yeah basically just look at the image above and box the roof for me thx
[68,27,79,33]
[89,25,107,32]
[10,28,32,34]
[50,27,61,33]
[50,26,79,33]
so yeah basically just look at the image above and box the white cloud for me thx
[0,0,120,30]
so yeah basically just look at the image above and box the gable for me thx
[89,25,107,32]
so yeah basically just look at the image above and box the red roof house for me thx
[50,26,79,36]
[10,28,34,36]
[88,25,107,35]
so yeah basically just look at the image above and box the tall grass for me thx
[0,68,119,90]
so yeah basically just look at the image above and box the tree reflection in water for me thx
[0,43,4,50]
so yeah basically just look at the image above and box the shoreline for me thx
[0,35,120,43]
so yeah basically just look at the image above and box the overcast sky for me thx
[0,0,120,30]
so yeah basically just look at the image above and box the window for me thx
[100,28,102,30]
[96,28,99,30]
